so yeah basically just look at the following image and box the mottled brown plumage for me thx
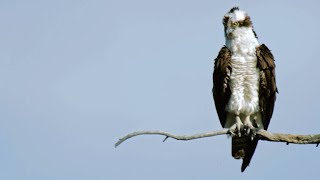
[212,46,231,128]
[256,44,278,130]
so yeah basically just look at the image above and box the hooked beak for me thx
[226,28,235,39]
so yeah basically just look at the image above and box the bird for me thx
[212,7,278,172]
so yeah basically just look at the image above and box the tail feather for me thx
[232,137,259,172]
[232,137,247,159]
[241,138,259,172]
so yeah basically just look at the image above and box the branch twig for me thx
[115,129,320,147]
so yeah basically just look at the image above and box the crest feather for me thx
[229,7,239,13]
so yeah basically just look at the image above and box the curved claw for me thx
[243,125,257,140]
[237,123,242,137]
[228,120,244,137]
[228,129,236,136]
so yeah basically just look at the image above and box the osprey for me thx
[212,7,277,172]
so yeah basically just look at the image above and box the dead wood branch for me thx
[115,129,320,147]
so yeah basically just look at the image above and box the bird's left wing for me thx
[212,46,232,127]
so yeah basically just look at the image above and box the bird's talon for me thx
[246,127,251,135]
[228,129,237,137]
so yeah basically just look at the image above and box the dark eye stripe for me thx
[238,17,252,27]
[223,16,252,28]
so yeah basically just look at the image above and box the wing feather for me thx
[212,46,232,127]
[256,44,278,130]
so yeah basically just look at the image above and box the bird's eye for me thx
[232,22,239,27]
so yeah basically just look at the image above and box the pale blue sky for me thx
[1,0,319,179]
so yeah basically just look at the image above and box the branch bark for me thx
[115,129,320,147]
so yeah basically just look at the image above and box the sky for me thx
[0,0,319,179]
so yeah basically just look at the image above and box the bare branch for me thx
[115,129,228,147]
[115,129,320,148]
[256,130,320,144]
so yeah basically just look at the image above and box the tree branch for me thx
[115,129,320,147]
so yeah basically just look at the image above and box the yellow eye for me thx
[232,22,239,27]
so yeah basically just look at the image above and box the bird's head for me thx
[223,7,256,40]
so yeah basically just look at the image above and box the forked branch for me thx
[115,129,320,147]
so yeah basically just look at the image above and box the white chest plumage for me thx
[225,27,260,116]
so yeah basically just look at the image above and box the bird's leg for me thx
[243,115,256,139]
[228,115,243,137]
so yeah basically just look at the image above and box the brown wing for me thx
[212,46,232,127]
[256,44,278,130]
[242,44,277,172]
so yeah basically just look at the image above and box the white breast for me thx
[225,27,260,115]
